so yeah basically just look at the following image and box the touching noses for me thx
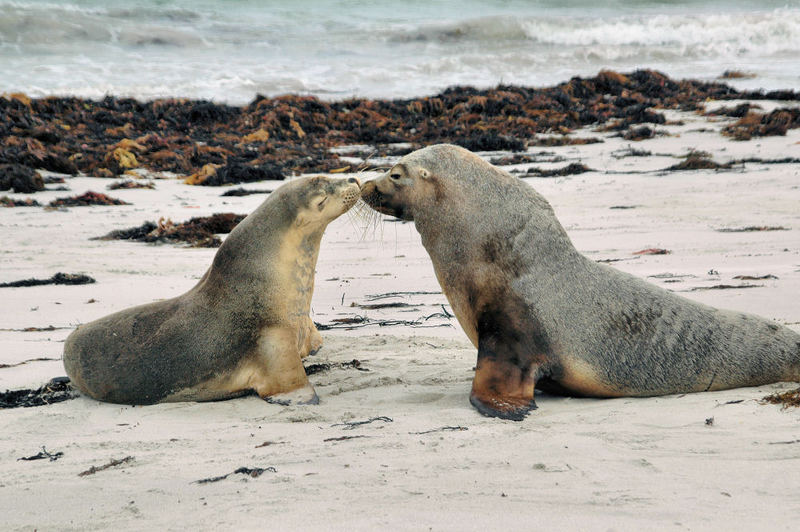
[347,177,361,187]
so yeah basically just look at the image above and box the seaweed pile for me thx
[762,387,800,409]
[95,212,246,247]
[47,191,129,207]
[666,153,733,171]
[2,70,798,183]
[722,108,800,141]
[107,179,155,190]
[1,196,40,207]
[0,164,44,193]
[522,163,593,178]
[0,378,77,409]
[0,272,95,288]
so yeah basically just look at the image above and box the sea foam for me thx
[1,0,798,103]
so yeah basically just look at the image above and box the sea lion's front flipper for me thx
[469,338,538,421]
[253,327,320,405]
[300,317,323,359]
[265,382,320,406]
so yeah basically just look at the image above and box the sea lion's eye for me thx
[316,197,328,211]
[389,164,405,181]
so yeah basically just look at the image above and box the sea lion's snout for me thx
[359,179,377,207]
[340,177,362,210]
[360,179,376,198]
[359,177,411,220]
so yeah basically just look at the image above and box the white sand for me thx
[1,104,799,531]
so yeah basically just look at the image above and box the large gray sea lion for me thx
[361,144,800,420]
[64,175,361,405]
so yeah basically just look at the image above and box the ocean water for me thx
[1,0,799,103]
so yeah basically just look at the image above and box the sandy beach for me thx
[2,98,800,530]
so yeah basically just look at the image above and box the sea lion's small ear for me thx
[419,168,431,179]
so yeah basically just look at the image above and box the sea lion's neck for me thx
[199,209,323,318]
[282,226,325,320]
[207,200,292,277]
[415,184,581,280]
[413,180,583,349]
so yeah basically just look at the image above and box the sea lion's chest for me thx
[430,259,498,349]
[273,231,320,321]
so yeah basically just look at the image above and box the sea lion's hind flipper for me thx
[469,340,538,421]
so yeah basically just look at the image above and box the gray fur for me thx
[63,176,360,405]
[363,144,800,404]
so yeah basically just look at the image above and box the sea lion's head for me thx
[359,144,569,271]
[360,159,438,222]
[293,175,362,227]
[361,144,493,222]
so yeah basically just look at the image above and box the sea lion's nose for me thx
[347,176,361,187]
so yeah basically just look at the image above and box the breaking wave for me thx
[1,0,799,103]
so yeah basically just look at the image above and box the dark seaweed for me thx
[0,377,78,409]
[95,213,246,247]
[0,272,95,288]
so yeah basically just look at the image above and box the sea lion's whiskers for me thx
[347,152,390,239]
[352,154,393,243]
[346,198,375,235]
[353,193,386,241]
[351,202,376,240]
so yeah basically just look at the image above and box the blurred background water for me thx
[1,0,798,103]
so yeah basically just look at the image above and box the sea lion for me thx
[361,144,800,420]
[63,175,361,405]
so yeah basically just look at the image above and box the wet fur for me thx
[361,144,800,419]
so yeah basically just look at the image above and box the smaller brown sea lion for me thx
[361,144,800,420]
[63,175,361,405]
